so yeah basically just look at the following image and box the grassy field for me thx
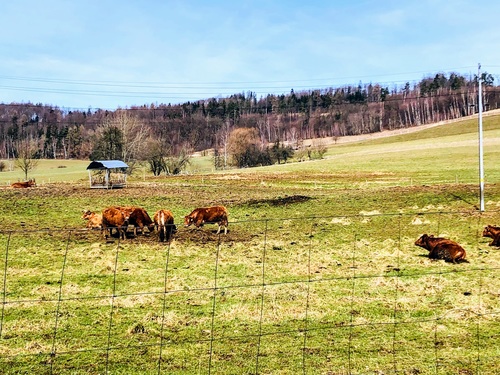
[1,116,500,374]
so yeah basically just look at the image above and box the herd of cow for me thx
[9,179,499,262]
[81,201,499,265]
[82,205,229,242]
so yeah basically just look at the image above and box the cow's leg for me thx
[119,224,127,240]
[159,225,165,242]
[492,235,500,246]
[428,248,440,260]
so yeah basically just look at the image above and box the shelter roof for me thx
[86,160,129,170]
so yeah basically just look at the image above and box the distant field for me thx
[1,115,500,374]
[1,113,500,186]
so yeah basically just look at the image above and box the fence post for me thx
[50,230,72,373]
[0,232,11,339]
[255,219,269,375]
[157,240,172,374]
[207,230,222,375]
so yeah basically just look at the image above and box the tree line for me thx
[0,71,498,173]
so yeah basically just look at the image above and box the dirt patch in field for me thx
[245,194,312,206]
[76,225,252,245]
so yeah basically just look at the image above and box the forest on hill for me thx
[0,71,498,171]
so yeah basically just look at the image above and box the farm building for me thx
[86,160,128,189]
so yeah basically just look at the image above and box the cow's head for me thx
[82,210,93,220]
[483,226,492,237]
[482,225,500,237]
[414,234,429,248]
[184,215,194,227]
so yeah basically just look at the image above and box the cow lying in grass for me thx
[414,234,467,263]
[184,205,228,234]
[11,179,36,188]
[482,225,500,247]
[154,209,176,242]
[81,210,102,229]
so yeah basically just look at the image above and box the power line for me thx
[0,66,492,96]
[0,66,480,87]
[0,68,497,112]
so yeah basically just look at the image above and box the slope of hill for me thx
[228,110,500,188]
[1,110,500,185]
[304,108,500,147]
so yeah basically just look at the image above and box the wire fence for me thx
[1,211,500,374]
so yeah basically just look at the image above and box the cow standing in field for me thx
[154,209,176,242]
[414,234,467,263]
[101,207,128,240]
[482,225,500,247]
[11,179,36,188]
[184,205,228,234]
[81,210,103,230]
[127,207,155,236]
[108,206,154,237]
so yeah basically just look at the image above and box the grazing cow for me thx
[127,207,155,236]
[101,206,128,240]
[482,225,500,246]
[154,209,177,242]
[81,210,103,229]
[11,179,36,188]
[107,206,153,237]
[414,234,467,263]
[184,205,228,234]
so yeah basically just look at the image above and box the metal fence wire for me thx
[0,211,499,374]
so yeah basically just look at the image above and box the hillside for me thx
[305,108,500,147]
[1,72,499,163]
[2,110,500,187]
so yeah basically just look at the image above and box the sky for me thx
[1,0,499,111]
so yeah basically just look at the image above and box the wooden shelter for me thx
[86,160,128,189]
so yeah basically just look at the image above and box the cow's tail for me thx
[158,211,166,242]
[458,248,468,263]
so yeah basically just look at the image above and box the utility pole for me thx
[478,63,485,211]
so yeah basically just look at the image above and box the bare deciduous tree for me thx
[15,140,39,180]
[99,110,149,163]
[145,138,191,176]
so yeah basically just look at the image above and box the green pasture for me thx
[1,116,500,374]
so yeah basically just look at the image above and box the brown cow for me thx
[482,225,500,246]
[154,209,177,242]
[414,234,467,263]
[127,207,155,236]
[108,206,153,237]
[101,207,128,240]
[81,210,103,230]
[184,205,228,234]
[11,179,36,188]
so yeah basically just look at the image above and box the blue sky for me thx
[1,0,499,110]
